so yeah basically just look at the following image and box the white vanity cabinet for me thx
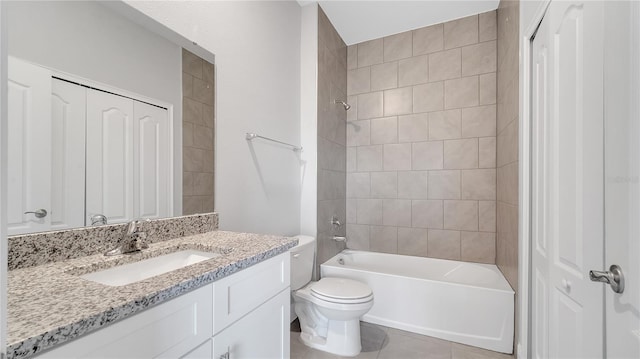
[37,253,290,359]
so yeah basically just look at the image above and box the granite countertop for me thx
[7,230,298,359]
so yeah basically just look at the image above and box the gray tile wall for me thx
[182,49,215,215]
[317,8,347,266]
[346,12,498,264]
[496,0,519,292]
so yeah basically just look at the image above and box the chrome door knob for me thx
[24,209,47,218]
[589,264,625,294]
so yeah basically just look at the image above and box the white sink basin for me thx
[81,250,220,286]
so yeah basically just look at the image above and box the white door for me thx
[51,78,86,230]
[531,1,605,357]
[7,57,52,235]
[133,101,170,220]
[603,1,640,358]
[86,89,135,225]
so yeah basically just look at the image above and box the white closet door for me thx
[133,101,169,220]
[531,1,605,358]
[7,57,52,235]
[51,79,86,230]
[86,89,134,225]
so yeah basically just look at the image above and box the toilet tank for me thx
[290,235,316,290]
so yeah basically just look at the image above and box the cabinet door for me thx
[85,89,134,225]
[213,289,290,359]
[7,57,52,235]
[180,339,212,359]
[133,101,170,220]
[38,285,213,359]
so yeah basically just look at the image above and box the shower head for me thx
[334,99,351,111]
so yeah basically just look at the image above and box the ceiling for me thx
[308,1,499,45]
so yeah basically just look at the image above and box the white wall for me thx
[0,2,7,355]
[300,4,319,237]
[126,1,303,235]
[6,1,183,215]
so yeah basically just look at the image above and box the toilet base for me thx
[298,318,362,357]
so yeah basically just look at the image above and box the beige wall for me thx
[182,49,215,215]
[316,8,348,265]
[345,12,498,264]
[496,0,519,291]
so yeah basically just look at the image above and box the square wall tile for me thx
[444,76,479,109]
[371,117,398,144]
[347,172,370,198]
[479,200,496,232]
[461,41,497,76]
[479,73,497,105]
[444,138,479,169]
[384,31,413,62]
[383,143,412,170]
[412,141,444,170]
[429,48,462,82]
[444,200,479,231]
[347,119,370,147]
[347,45,357,70]
[347,147,357,172]
[413,24,444,55]
[429,109,462,140]
[399,55,429,87]
[383,199,412,227]
[427,229,461,260]
[347,199,357,223]
[347,224,370,250]
[398,113,429,142]
[398,171,428,199]
[461,231,495,263]
[357,38,383,67]
[357,145,383,171]
[384,87,413,116]
[370,226,398,254]
[462,169,496,200]
[444,15,478,49]
[398,227,429,256]
[358,92,384,119]
[428,170,461,199]
[479,137,497,168]
[348,67,371,95]
[371,172,398,198]
[357,199,383,225]
[479,11,497,42]
[412,200,443,229]
[371,62,398,91]
[413,82,444,113]
[462,105,496,138]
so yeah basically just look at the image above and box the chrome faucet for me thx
[104,220,149,256]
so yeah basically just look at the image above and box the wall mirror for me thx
[6,1,216,235]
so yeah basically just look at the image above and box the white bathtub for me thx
[320,250,514,354]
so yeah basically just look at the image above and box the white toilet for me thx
[290,235,374,357]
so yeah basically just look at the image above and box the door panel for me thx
[531,1,604,357]
[133,101,169,220]
[51,79,86,230]
[86,90,134,225]
[7,57,52,235]
[603,1,640,358]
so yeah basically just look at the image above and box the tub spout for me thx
[333,236,347,242]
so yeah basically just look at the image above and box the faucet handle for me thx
[125,220,140,235]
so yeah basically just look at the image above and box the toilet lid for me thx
[311,277,373,301]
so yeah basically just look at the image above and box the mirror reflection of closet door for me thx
[86,90,135,225]
[7,57,52,235]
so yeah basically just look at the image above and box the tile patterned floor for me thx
[290,322,514,359]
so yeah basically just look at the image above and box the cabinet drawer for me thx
[213,252,290,334]
[38,285,213,359]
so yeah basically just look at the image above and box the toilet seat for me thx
[310,277,373,304]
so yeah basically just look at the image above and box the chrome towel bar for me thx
[245,132,303,152]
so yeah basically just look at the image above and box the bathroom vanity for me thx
[6,217,296,359]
